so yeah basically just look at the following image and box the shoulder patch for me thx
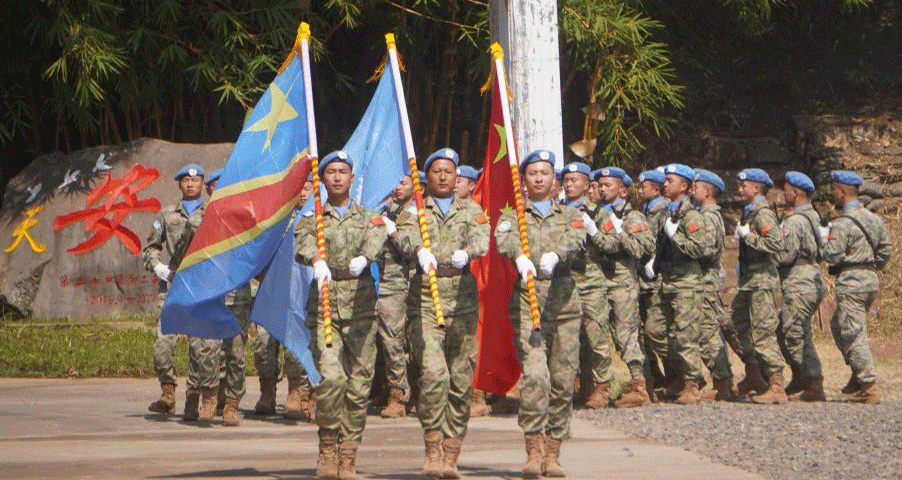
[405,205,418,216]
[497,220,512,233]
[688,223,700,233]
[631,223,648,233]
[153,219,162,232]
[761,224,773,235]
[370,216,385,226]
[303,210,314,217]
[475,214,488,224]
[571,220,585,229]
[603,221,614,233]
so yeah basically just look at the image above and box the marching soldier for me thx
[588,169,602,204]
[395,148,489,478]
[496,150,586,478]
[295,150,387,479]
[453,165,479,200]
[376,174,415,419]
[775,172,826,402]
[733,168,787,404]
[822,170,892,403]
[690,169,737,401]
[143,163,207,418]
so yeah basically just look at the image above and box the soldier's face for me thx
[598,177,622,203]
[298,180,314,207]
[179,175,204,200]
[638,181,661,201]
[392,175,414,204]
[205,179,218,196]
[783,183,798,205]
[524,162,554,199]
[322,162,353,197]
[454,176,475,199]
[562,172,589,201]
[691,181,711,204]
[663,174,688,200]
[588,181,601,203]
[737,180,760,203]
[427,159,457,198]
[831,182,854,207]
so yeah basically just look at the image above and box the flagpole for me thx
[298,23,334,347]
[492,43,541,331]
[385,33,446,329]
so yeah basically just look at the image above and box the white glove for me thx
[610,214,624,234]
[819,224,831,241]
[644,258,655,279]
[664,218,679,238]
[582,213,598,236]
[451,250,469,269]
[515,254,537,282]
[348,255,368,277]
[313,260,331,291]
[735,223,750,239]
[539,252,559,277]
[153,263,171,282]
[382,216,397,236]
[417,248,438,273]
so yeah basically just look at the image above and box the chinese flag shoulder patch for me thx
[475,214,488,224]
[688,223,700,233]
[571,220,585,229]
[603,221,614,233]
[761,224,773,235]
[370,216,385,226]
[631,223,648,233]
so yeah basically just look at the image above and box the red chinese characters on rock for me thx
[54,164,161,255]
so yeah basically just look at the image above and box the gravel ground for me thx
[580,400,902,480]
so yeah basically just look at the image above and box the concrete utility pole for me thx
[490,0,565,169]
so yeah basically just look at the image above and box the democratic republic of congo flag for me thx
[161,51,312,340]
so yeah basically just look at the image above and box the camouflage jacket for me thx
[591,201,655,289]
[697,203,726,292]
[570,199,606,290]
[396,195,490,315]
[654,197,706,293]
[377,200,416,295]
[737,197,783,290]
[295,200,387,320]
[822,202,893,294]
[141,200,206,291]
[775,204,824,293]
[640,196,668,291]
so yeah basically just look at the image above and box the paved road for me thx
[0,378,764,480]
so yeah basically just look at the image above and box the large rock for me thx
[0,139,234,319]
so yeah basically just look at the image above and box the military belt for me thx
[834,263,876,274]
[330,267,371,281]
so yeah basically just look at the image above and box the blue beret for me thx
[831,170,862,187]
[595,166,628,183]
[737,168,773,187]
[638,168,665,185]
[457,165,479,181]
[693,168,725,192]
[623,173,633,188]
[425,148,460,173]
[784,171,815,193]
[520,149,556,173]
[562,162,592,179]
[664,163,695,182]
[205,168,223,185]
[319,150,353,175]
[175,163,205,181]
[418,171,426,184]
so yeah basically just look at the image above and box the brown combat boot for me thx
[423,430,444,478]
[198,387,218,421]
[522,432,545,479]
[441,436,462,479]
[338,441,360,480]
[255,377,277,415]
[750,375,788,404]
[148,383,177,415]
[469,389,491,418]
[284,378,307,420]
[841,374,860,394]
[542,436,565,477]
[737,363,768,398]
[316,428,340,478]
[380,387,407,419]
[585,382,610,409]
[222,397,240,426]
[183,388,200,421]
[795,376,826,402]
[674,379,701,405]
[216,386,226,416]
[712,377,737,402]
[848,382,880,404]
[614,378,651,408]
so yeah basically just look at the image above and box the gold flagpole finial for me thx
[490,42,504,61]
[385,33,397,51]
[300,22,310,41]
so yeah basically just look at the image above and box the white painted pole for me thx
[300,25,318,158]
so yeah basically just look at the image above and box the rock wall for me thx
[0,139,234,319]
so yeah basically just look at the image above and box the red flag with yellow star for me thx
[470,71,521,395]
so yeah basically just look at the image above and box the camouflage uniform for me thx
[142,201,206,387]
[775,204,825,381]
[295,200,387,443]
[253,326,310,386]
[732,197,785,378]
[495,200,586,440]
[822,202,892,385]
[653,198,706,382]
[639,197,669,378]
[591,201,655,380]
[696,203,735,381]
[397,196,489,439]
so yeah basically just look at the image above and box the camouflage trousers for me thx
[313,317,378,443]
[187,304,250,400]
[699,290,734,381]
[153,292,180,386]
[660,289,704,381]
[600,285,645,379]
[253,325,310,387]
[578,284,609,384]
[831,291,878,384]
[641,288,668,364]
[377,289,410,393]
[778,288,824,380]
[410,308,477,439]
[732,288,785,378]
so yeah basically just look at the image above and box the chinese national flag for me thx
[470,72,521,395]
